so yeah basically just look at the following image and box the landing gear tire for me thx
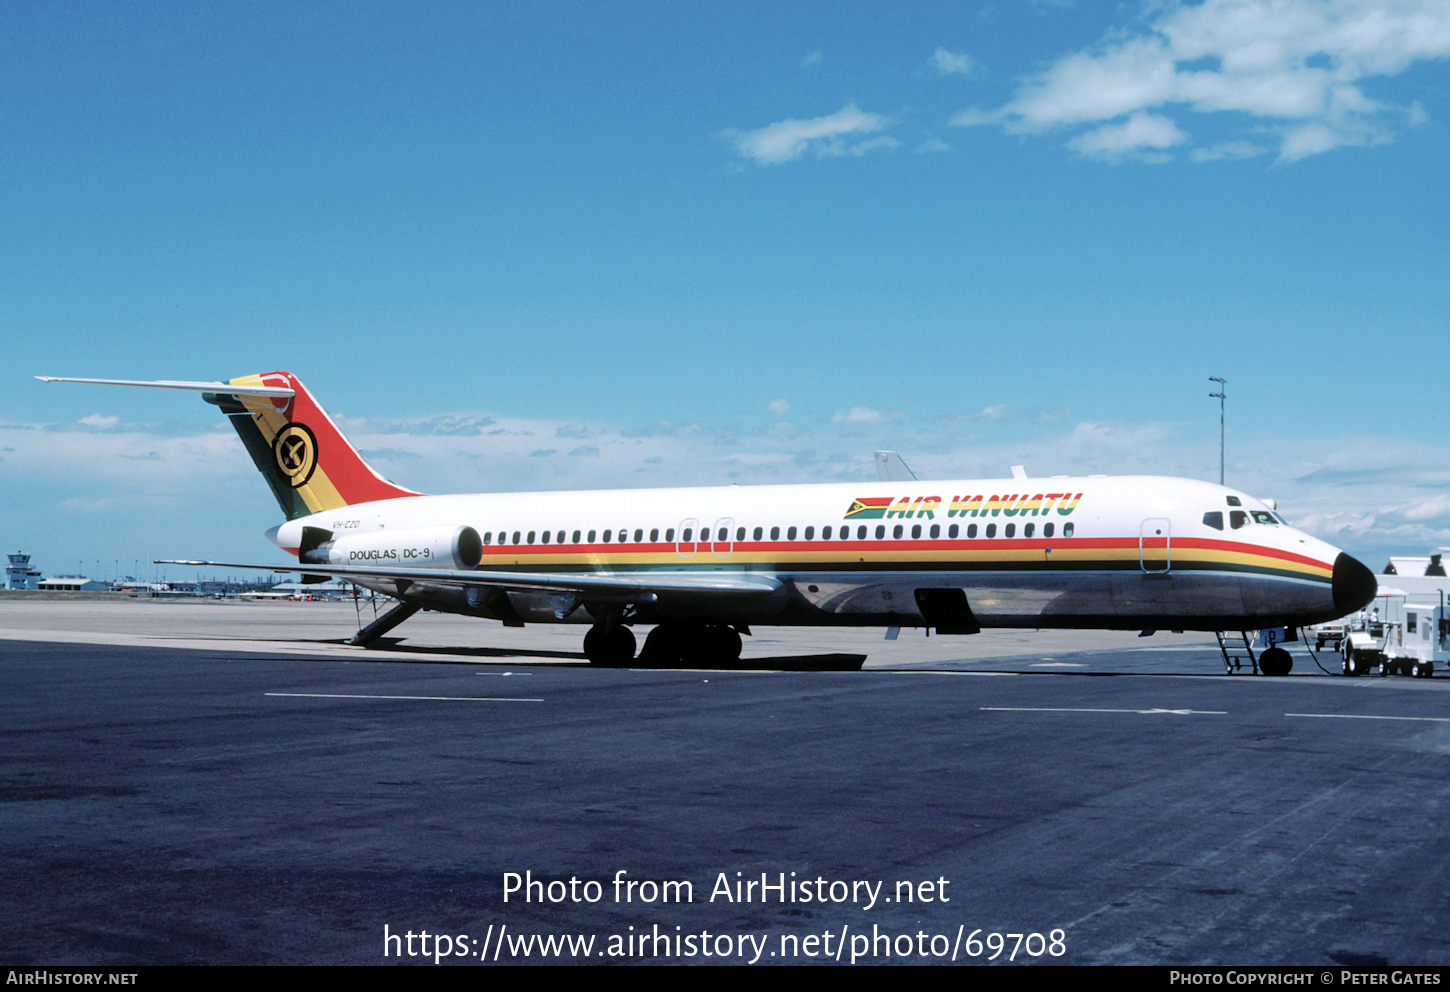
[638,623,744,668]
[1259,647,1292,677]
[584,625,636,667]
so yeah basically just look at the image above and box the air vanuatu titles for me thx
[845,492,1084,519]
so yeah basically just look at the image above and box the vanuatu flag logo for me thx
[844,496,894,519]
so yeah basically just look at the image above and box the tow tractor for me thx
[1340,603,1445,678]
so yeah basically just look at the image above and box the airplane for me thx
[38,370,1378,675]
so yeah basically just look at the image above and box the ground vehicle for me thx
[1341,603,1445,678]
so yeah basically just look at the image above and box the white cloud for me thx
[914,137,952,153]
[802,50,823,67]
[1066,111,1190,162]
[952,0,1450,163]
[930,48,976,75]
[78,413,119,430]
[832,406,887,424]
[722,103,894,165]
[767,398,791,416]
[1190,139,1268,161]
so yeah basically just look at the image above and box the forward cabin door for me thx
[1140,518,1172,573]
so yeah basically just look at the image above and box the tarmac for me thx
[2,597,1447,966]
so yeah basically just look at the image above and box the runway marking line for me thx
[1286,712,1450,723]
[266,692,544,702]
[980,707,1225,715]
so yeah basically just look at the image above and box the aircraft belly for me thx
[360,566,1338,632]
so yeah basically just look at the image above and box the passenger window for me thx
[804,526,814,540]
[483,532,492,545]
[770,526,780,540]
[1230,511,1248,529]
[588,530,597,543]
[822,526,832,540]
[665,528,674,542]
[650,528,659,542]
[634,529,644,542]
[736,527,745,541]
[1005,523,1016,538]
[1063,523,1074,537]
[541,531,550,544]
[1203,512,1223,531]
[619,529,629,542]
[967,524,977,538]
[753,527,763,541]
[717,527,726,541]
[603,530,612,542]
[986,524,996,538]
[1044,523,1053,538]
[787,526,797,540]
[572,530,581,544]
[527,531,536,544]
[858,526,868,540]
[930,524,940,539]
[681,528,691,542]
[1024,523,1034,538]
[875,525,885,539]
[948,524,958,539]
[893,525,904,539]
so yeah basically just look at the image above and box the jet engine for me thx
[306,525,483,570]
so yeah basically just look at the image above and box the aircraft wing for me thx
[156,559,783,604]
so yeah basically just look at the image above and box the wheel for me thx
[1342,654,1359,677]
[639,623,744,667]
[1260,647,1292,676]
[583,625,636,667]
[639,623,689,666]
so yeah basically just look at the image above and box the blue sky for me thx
[3,0,1448,580]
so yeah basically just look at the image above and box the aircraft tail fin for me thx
[205,372,421,519]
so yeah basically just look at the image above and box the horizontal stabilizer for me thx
[35,376,295,398]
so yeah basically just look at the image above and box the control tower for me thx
[5,551,42,590]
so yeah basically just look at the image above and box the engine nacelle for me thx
[320,525,482,570]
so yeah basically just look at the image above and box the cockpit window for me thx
[1203,511,1223,531]
[1229,510,1248,529]
[1226,496,1242,507]
[1250,510,1277,525]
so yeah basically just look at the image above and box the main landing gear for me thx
[582,620,748,668]
[582,624,636,667]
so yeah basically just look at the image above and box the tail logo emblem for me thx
[273,423,318,488]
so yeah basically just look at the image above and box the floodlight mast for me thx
[1209,376,1226,485]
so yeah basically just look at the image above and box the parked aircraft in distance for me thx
[39,372,1377,674]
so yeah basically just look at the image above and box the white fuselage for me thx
[270,475,1359,632]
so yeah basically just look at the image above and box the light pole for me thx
[1209,377,1226,485]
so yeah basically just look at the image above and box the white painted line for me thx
[981,707,1226,715]
[1285,712,1450,723]
[266,692,544,702]
[1030,662,1086,667]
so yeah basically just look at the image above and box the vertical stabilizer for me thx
[205,371,420,519]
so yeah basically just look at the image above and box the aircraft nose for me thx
[1333,552,1378,615]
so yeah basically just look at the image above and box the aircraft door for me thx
[710,518,735,558]
[1140,518,1171,572]
[676,518,700,559]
